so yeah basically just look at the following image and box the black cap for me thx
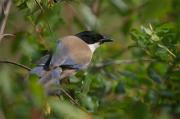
[75,31,112,44]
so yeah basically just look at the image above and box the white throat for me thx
[88,43,100,53]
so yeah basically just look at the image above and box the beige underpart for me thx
[60,36,93,66]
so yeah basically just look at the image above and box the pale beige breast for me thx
[61,36,93,65]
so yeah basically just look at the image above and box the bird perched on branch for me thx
[30,31,112,95]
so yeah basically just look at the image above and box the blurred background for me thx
[0,0,180,119]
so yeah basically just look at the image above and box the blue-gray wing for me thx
[50,40,67,67]
[30,41,64,81]
[35,54,50,65]
[34,40,67,68]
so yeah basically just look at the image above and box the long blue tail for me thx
[30,66,62,95]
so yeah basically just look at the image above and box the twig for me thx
[34,0,44,11]
[0,60,31,71]
[60,87,92,116]
[93,58,155,68]
[60,87,80,106]
[0,33,15,38]
[0,0,12,43]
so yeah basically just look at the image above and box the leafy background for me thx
[0,0,180,119]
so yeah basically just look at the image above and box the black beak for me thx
[100,36,113,44]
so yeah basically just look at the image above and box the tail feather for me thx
[30,66,45,78]
[30,66,62,95]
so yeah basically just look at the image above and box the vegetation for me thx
[0,0,180,119]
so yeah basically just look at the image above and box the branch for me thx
[0,33,15,38]
[60,87,92,116]
[93,58,155,68]
[60,87,80,106]
[0,0,12,42]
[0,60,31,71]
[34,0,44,11]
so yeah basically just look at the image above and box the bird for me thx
[30,31,112,95]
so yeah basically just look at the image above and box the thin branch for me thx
[60,87,92,116]
[60,87,80,106]
[0,33,15,38]
[0,0,12,43]
[0,60,31,71]
[34,0,44,11]
[93,58,155,68]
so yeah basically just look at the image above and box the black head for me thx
[75,31,112,44]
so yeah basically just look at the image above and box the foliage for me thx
[0,0,180,119]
